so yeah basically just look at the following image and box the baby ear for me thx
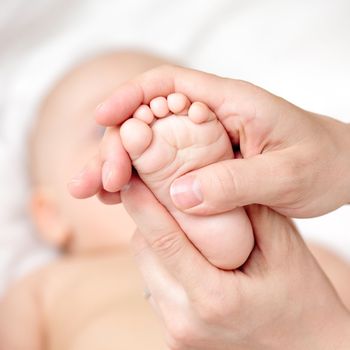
[29,187,71,249]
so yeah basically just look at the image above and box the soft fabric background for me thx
[0,0,349,295]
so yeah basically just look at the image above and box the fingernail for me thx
[170,175,203,209]
[69,167,87,185]
[96,102,109,116]
[102,161,115,189]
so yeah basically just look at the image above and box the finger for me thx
[97,189,121,205]
[169,152,292,215]
[95,64,257,126]
[131,231,186,313]
[68,154,102,199]
[244,205,304,272]
[121,175,216,295]
[100,126,132,192]
[132,231,204,347]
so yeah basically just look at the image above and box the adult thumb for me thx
[170,152,291,215]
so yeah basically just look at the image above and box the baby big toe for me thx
[120,118,153,160]
[188,102,216,124]
[150,96,169,118]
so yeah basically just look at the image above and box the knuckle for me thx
[165,316,199,349]
[149,228,184,260]
[196,293,235,326]
[212,161,241,206]
[278,156,307,199]
[145,63,174,80]
[192,279,241,326]
[158,63,174,73]
[231,78,255,92]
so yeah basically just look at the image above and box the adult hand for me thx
[121,176,350,350]
[69,65,350,217]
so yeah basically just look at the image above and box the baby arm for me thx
[0,277,44,350]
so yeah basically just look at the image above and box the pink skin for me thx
[133,105,155,124]
[68,66,260,206]
[66,63,350,348]
[167,92,191,115]
[70,65,350,220]
[117,93,253,269]
[150,96,169,118]
[120,177,350,350]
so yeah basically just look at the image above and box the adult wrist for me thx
[344,122,350,204]
[312,309,350,350]
[326,117,350,206]
[332,312,350,350]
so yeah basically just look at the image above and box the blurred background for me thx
[0,0,350,295]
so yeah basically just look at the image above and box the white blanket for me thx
[1,0,349,295]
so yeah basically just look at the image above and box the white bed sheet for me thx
[1,0,349,295]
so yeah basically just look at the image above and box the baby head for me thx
[29,51,166,254]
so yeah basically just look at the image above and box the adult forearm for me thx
[346,122,350,204]
[334,316,350,350]
[318,115,350,208]
[341,121,350,205]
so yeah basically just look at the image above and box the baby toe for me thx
[167,93,190,115]
[188,102,216,124]
[133,104,155,124]
[150,96,169,118]
[120,118,153,160]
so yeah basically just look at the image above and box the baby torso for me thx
[35,252,164,350]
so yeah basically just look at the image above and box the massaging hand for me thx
[121,176,350,350]
[69,65,350,218]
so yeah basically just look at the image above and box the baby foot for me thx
[120,93,254,270]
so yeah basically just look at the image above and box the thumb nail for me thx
[69,167,87,185]
[102,161,116,190]
[170,175,203,209]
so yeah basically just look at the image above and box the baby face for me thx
[30,52,166,253]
